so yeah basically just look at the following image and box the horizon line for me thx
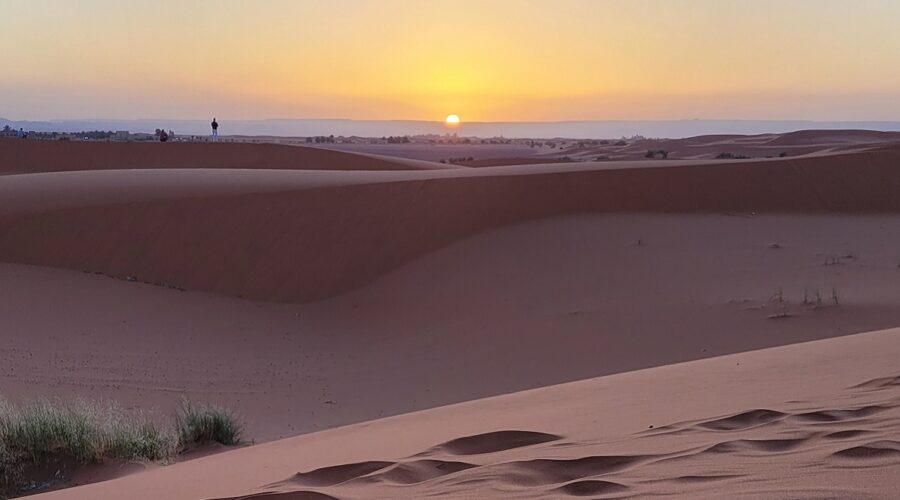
[6,117,900,125]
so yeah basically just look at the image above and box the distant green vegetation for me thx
[0,398,242,497]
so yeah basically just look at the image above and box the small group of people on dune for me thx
[157,118,219,143]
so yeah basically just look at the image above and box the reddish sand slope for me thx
[0,138,448,174]
[307,142,540,163]
[3,213,900,443]
[35,327,900,499]
[1,148,900,303]
[3,133,900,497]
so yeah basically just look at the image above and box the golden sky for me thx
[3,0,900,121]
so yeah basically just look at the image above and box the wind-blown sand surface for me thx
[1,131,899,497]
[36,328,900,499]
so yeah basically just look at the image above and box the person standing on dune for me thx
[211,117,219,142]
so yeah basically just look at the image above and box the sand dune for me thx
[35,328,900,499]
[250,129,900,166]
[765,129,900,146]
[2,146,900,302]
[3,131,900,498]
[307,142,540,163]
[4,212,900,444]
[0,138,449,175]
[560,129,900,162]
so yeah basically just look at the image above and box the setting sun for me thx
[445,114,461,126]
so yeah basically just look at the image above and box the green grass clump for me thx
[176,400,243,450]
[0,397,242,497]
[0,399,174,496]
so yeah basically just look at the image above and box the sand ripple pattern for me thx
[210,372,900,499]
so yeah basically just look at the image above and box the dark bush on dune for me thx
[0,397,242,497]
[176,400,243,450]
[715,152,751,159]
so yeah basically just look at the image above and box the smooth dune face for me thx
[4,212,900,444]
[0,138,449,174]
[2,144,900,303]
[35,328,900,499]
[3,131,900,498]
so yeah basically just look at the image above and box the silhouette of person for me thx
[211,118,219,142]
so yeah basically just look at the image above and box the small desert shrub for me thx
[105,417,173,462]
[0,397,241,496]
[766,288,790,319]
[1,400,102,464]
[715,152,750,159]
[0,399,175,495]
[176,400,243,450]
[801,288,841,309]
[446,156,474,164]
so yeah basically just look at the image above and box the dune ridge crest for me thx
[2,145,900,302]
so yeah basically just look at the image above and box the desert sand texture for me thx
[1,131,899,497]
[35,328,900,499]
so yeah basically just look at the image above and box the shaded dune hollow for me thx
[2,147,900,302]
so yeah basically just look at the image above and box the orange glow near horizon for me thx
[3,1,900,121]
[445,115,461,127]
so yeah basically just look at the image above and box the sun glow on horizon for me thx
[4,1,900,121]
[445,114,461,127]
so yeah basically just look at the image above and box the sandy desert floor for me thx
[35,327,900,499]
[304,129,900,165]
[1,132,899,498]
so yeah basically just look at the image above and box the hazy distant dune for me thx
[561,129,900,162]
[764,129,900,146]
